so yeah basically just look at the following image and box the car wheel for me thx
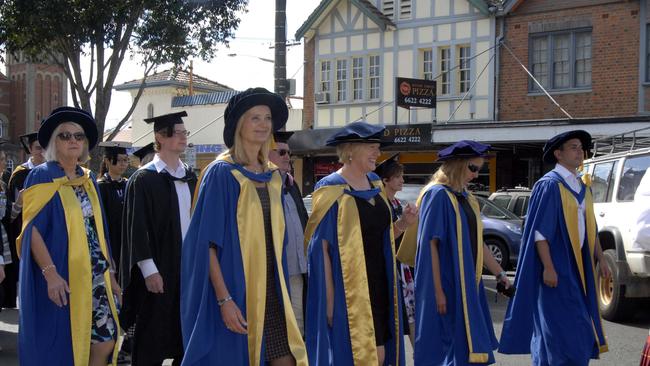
[598,249,633,321]
[485,237,509,271]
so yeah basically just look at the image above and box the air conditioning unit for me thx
[315,92,330,104]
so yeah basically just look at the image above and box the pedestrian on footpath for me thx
[120,111,197,365]
[181,88,307,366]
[499,130,610,365]
[407,140,509,365]
[268,130,309,337]
[17,107,121,365]
[374,154,417,347]
[304,122,413,366]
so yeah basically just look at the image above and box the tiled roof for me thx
[115,68,232,92]
[172,90,241,107]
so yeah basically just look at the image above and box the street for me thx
[1,275,647,365]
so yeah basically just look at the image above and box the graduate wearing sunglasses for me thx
[17,107,122,365]
[400,140,510,365]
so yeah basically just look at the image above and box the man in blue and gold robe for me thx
[499,130,610,365]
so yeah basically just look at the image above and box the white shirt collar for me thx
[152,153,186,179]
[26,157,36,169]
[554,163,579,181]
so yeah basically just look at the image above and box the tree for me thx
[0,0,248,168]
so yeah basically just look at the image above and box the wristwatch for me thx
[496,271,507,281]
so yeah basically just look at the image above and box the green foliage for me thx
[0,0,248,66]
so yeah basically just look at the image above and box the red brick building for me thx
[0,52,67,170]
[498,0,643,120]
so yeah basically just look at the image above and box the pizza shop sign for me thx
[383,123,432,145]
[396,77,436,109]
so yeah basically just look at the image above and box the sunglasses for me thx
[57,132,86,142]
[274,149,290,157]
[468,163,481,173]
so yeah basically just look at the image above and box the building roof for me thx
[103,123,132,142]
[296,0,494,40]
[296,0,396,40]
[171,90,241,107]
[114,68,232,93]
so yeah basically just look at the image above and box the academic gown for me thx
[303,172,405,366]
[120,161,197,365]
[414,184,498,366]
[498,171,608,365]
[181,155,306,366]
[97,174,127,271]
[17,162,120,366]
[2,163,31,308]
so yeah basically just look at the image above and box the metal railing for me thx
[591,126,650,157]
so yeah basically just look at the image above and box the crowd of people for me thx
[0,86,640,365]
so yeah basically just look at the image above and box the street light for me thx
[226,53,274,64]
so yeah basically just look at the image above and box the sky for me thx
[102,0,322,130]
[1,0,322,131]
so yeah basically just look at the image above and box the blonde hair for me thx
[336,142,365,164]
[228,111,271,167]
[44,122,90,163]
[431,158,468,192]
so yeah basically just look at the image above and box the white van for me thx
[582,126,650,320]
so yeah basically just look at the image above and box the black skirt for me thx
[257,186,292,361]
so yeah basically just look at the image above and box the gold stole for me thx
[17,168,121,366]
[217,154,307,366]
[557,180,608,354]
[304,180,401,365]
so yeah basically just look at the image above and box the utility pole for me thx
[274,0,287,99]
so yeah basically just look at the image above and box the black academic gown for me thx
[120,163,197,365]
[97,174,127,271]
[2,163,30,308]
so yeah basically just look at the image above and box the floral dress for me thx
[73,186,118,344]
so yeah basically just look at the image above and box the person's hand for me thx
[220,300,247,334]
[110,273,122,305]
[144,273,164,293]
[45,270,71,307]
[435,289,447,314]
[543,267,558,287]
[599,259,612,280]
[0,265,5,284]
[401,203,419,227]
[498,273,512,289]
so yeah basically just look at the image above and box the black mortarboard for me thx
[19,132,38,154]
[133,142,155,161]
[374,153,401,179]
[223,88,288,148]
[325,121,389,146]
[144,111,188,136]
[99,141,131,164]
[542,130,592,164]
[273,131,294,144]
[437,140,491,161]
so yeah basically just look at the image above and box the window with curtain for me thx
[530,30,592,91]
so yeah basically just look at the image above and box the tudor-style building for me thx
[295,0,500,192]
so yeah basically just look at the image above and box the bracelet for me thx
[41,264,56,276]
[217,295,233,307]
[496,271,507,281]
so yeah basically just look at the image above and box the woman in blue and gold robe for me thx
[181,88,306,366]
[305,122,412,366]
[18,107,121,366]
[406,141,510,365]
